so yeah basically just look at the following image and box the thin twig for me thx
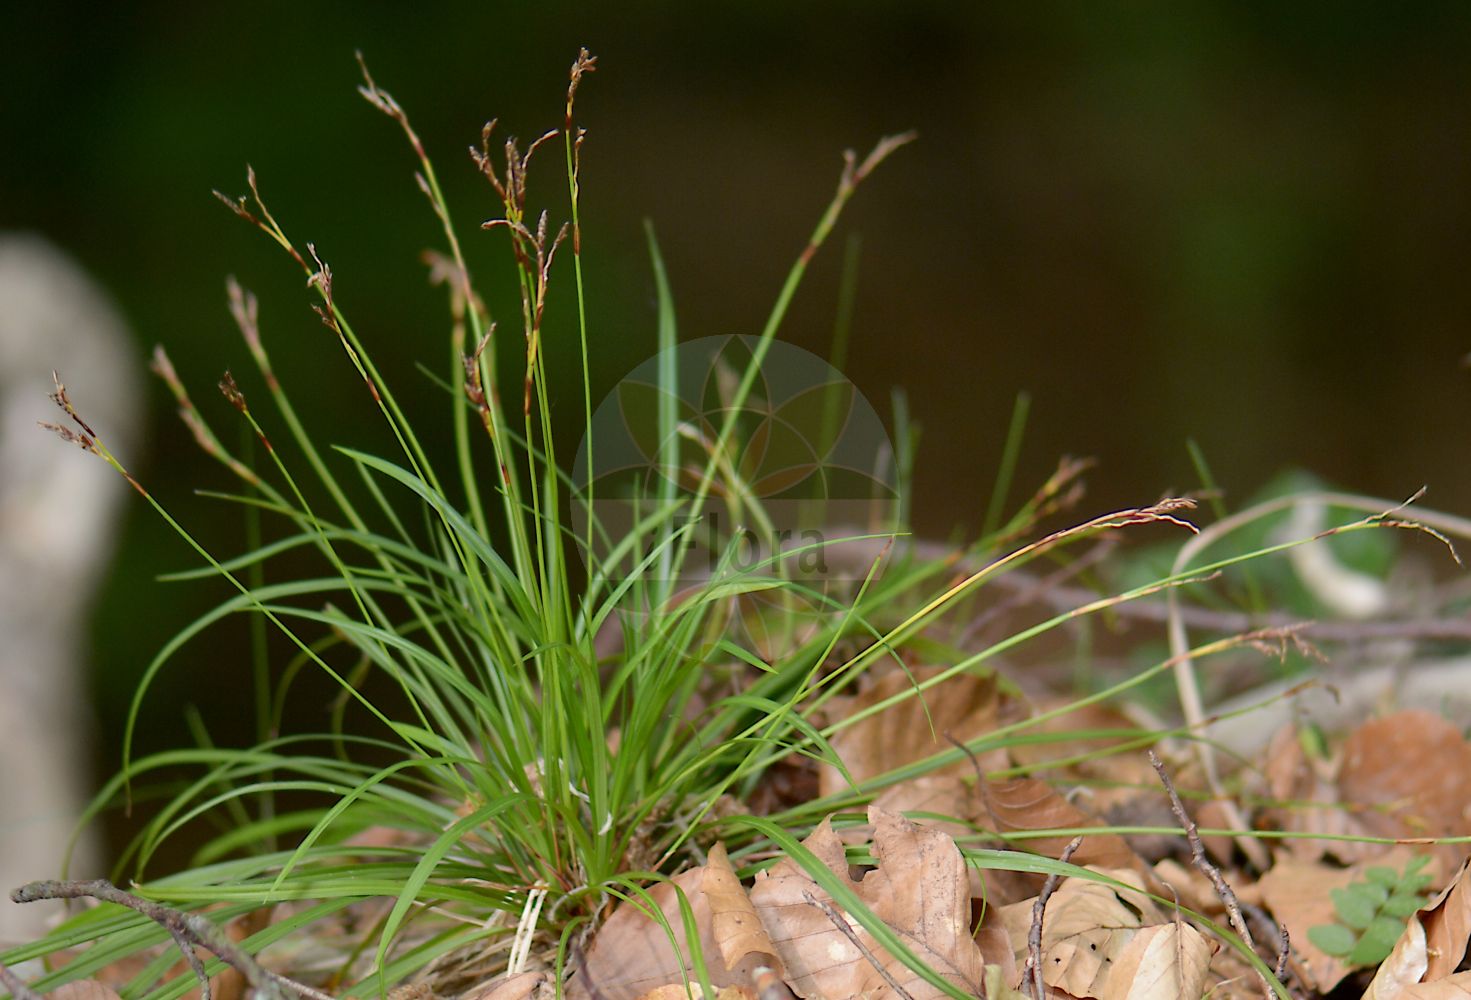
[1027,835,1083,1000]
[823,533,1471,640]
[167,923,214,1000]
[946,732,990,784]
[1146,754,1250,944]
[1037,586,1471,641]
[0,961,45,1000]
[801,890,915,1000]
[1275,923,1291,987]
[567,935,607,1000]
[1148,753,1278,999]
[10,880,297,1000]
[1240,902,1297,998]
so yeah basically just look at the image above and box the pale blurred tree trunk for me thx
[0,235,139,944]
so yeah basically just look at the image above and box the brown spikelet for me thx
[219,371,247,413]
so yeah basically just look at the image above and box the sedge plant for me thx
[9,50,1470,1000]
[8,50,945,996]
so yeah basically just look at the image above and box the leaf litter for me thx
[542,682,1471,1000]
[12,654,1471,1000]
[14,667,1471,1000]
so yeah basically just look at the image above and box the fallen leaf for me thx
[465,971,549,1000]
[1003,699,1170,860]
[1193,799,1240,866]
[997,868,1166,1000]
[1101,922,1213,1000]
[634,986,756,1000]
[568,867,737,1000]
[871,772,1037,906]
[960,925,1014,988]
[1338,711,1471,869]
[49,983,124,1000]
[870,774,976,840]
[1261,723,1384,866]
[1392,972,1471,998]
[1362,916,1429,1000]
[1006,702,1149,778]
[703,843,785,980]
[1261,715,1471,902]
[1422,860,1471,981]
[981,776,1138,870]
[1151,859,1221,917]
[1206,937,1268,1000]
[1259,857,1378,994]
[1260,848,1429,994]
[982,962,1039,1000]
[817,667,1015,797]
[1359,859,1471,1000]
[975,863,1053,914]
[748,806,985,999]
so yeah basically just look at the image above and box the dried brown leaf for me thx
[997,868,1165,1000]
[1362,915,1429,1000]
[981,777,1139,870]
[871,774,975,837]
[465,971,549,1000]
[703,843,785,979]
[1261,723,1392,865]
[1338,711,1471,872]
[634,987,755,1000]
[1151,859,1221,917]
[567,868,735,1000]
[975,926,1018,986]
[49,983,124,1000]
[1359,859,1471,1000]
[1262,714,1471,879]
[1391,972,1471,998]
[1100,922,1213,1000]
[1423,859,1471,981]
[747,806,985,999]
[1007,702,1149,779]
[982,962,1040,999]
[1257,857,1364,994]
[1259,849,1425,995]
[818,668,1014,798]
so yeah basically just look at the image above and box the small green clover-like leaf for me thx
[1308,923,1357,957]
[1331,885,1379,929]
[1402,857,1435,894]
[1365,866,1400,887]
[1310,857,1436,968]
[1360,881,1390,907]
[1384,890,1426,919]
[1346,914,1407,966]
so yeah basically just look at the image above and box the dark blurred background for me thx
[5,2,1471,862]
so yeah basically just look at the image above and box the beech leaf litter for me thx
[15,664,1471,1000]
[542,687,1471,1000]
